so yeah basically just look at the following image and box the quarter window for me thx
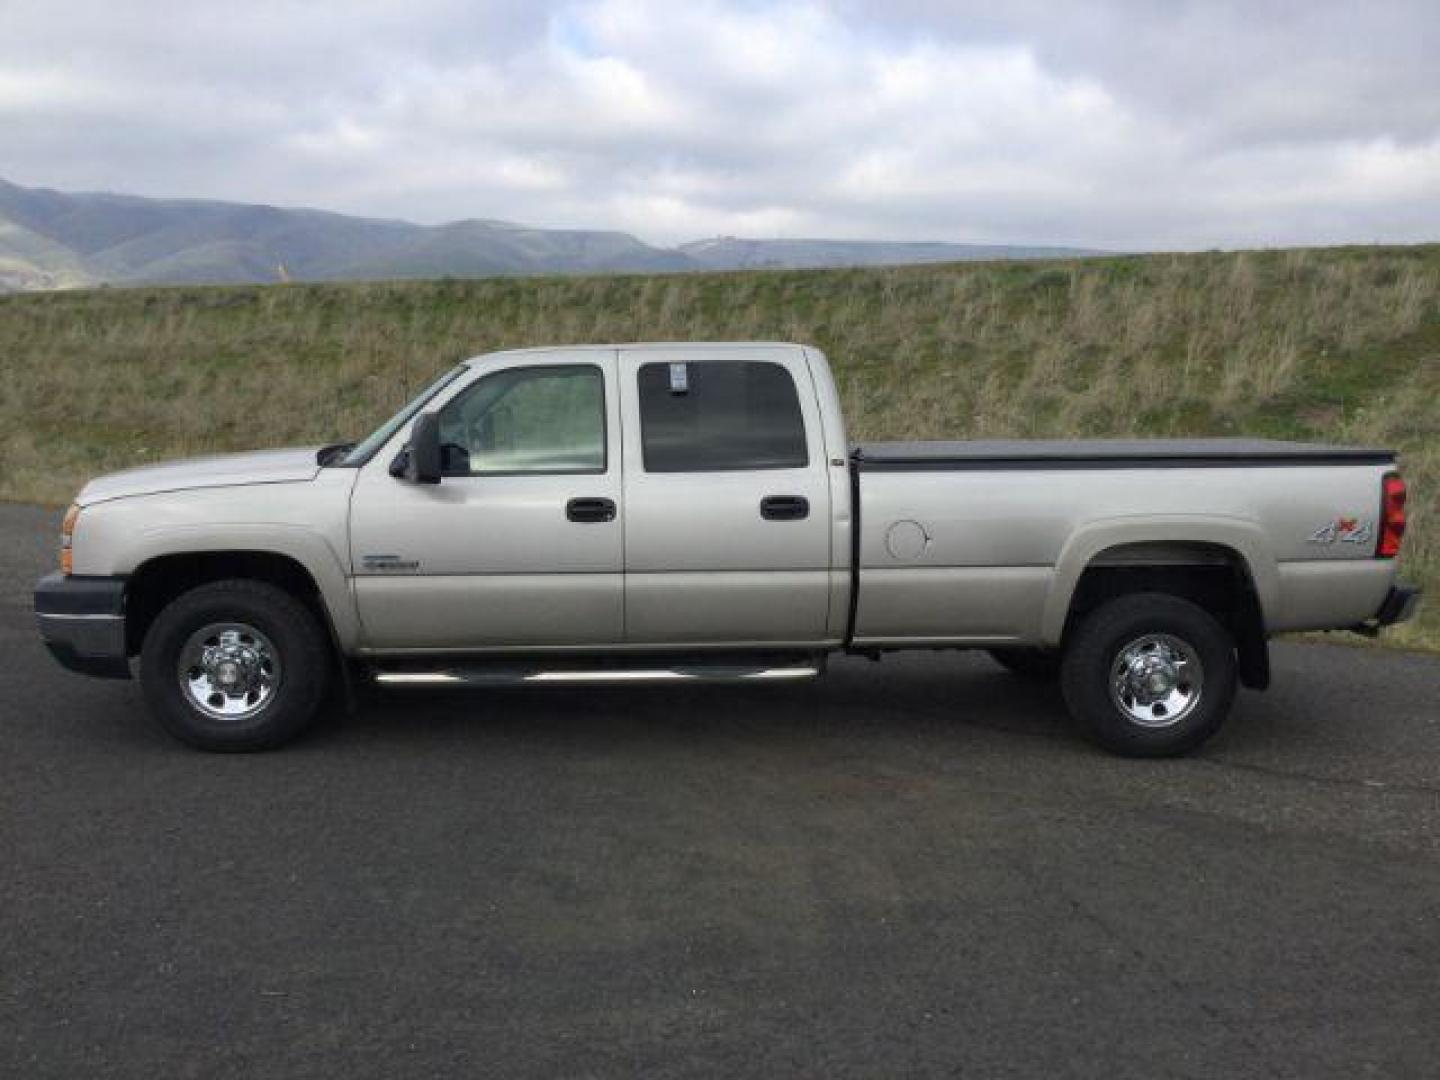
[637,361,808,472]
[437,365,605,475]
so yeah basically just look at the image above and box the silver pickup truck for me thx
[35,342,1420,756]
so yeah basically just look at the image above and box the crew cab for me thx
[35,343,1420,755]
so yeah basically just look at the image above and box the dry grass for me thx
[1,245,1436,649]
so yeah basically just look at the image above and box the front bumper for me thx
[33,573,131,679]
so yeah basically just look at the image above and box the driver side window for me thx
[437,365,606,475]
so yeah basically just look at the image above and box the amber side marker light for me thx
[1378,472,1407,558]
[60,503,80,575]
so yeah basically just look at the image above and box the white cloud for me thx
[2,0,1438,248]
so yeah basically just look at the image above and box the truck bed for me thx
[849,436,1400,647]
[852,438,1395,470]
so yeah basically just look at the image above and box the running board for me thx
[369,661,822,688]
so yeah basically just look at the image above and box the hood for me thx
[77,447,324,505]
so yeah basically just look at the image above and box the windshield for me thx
[338,364,469,466]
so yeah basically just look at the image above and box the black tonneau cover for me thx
[853,438,1394,471]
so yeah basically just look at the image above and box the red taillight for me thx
[1378,472,1407,558]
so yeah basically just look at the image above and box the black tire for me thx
[987,647,1061,681]
[139,579,332,751]
[1060,592,1236,758]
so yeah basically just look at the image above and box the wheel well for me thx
[124,551,329,656]
[1065,542,1270,690]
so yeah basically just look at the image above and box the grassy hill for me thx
[1,246,1435,649]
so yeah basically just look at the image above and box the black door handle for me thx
[760,495,809,521]
[566,497,616,523]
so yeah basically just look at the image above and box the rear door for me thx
[618,346,835,645]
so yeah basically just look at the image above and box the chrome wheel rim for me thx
[1109,633,1203,729]
[178,622,281,721]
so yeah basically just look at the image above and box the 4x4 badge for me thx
[1308,518,1373,545]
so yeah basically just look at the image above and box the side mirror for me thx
[403,413,443,484]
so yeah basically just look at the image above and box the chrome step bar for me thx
[370,662,821,688]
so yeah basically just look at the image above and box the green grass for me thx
[2,245,1436,649]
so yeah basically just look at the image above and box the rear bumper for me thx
[1352,582,1423,637]
[1374,584,1422,627]
[33,573,131,679]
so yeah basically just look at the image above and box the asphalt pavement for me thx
[2,502,1438,1078]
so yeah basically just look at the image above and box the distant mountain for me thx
[0,177,1101,292]
[678,236,1102,270]
[0,178,692,291]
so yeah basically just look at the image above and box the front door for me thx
[618,346,834,646]
[349,350,623,651]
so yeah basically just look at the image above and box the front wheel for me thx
[1061,593,1236,757]
[139,579,332,751]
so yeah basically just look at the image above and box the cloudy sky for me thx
[3,0,1438,249]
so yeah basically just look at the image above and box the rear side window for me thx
[637,360,808,472]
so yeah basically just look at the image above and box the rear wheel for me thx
[1060,592,1236,757]
[139,579,331,751]
[986,647,1061,681]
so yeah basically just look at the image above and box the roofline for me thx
[464,341,813,365]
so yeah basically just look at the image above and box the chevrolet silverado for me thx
[35,343,1420,755]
